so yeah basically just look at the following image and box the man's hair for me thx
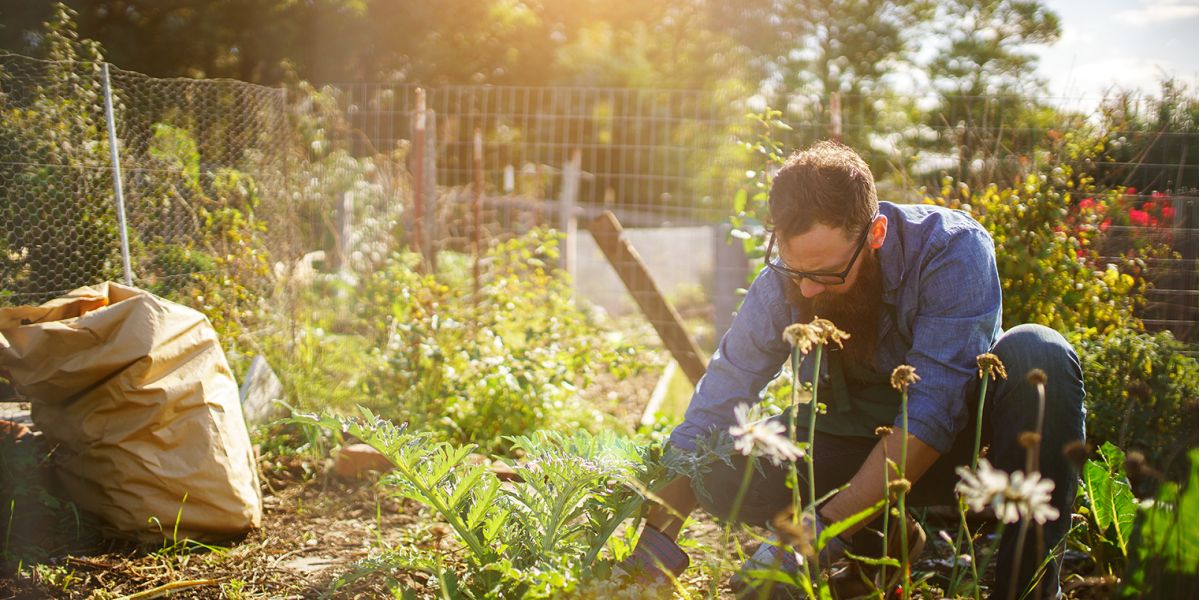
[768,140,878,239]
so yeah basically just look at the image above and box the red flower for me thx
[1152,191,1167,199]
[1100,219,1112,232]
[1078,197,1096,210]
[1127,187,1138,195]
[1162,206,1176,219]
[1129,209,1150,226]
[1142,201,1155,212]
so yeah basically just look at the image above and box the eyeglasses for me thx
[764,216,876,285]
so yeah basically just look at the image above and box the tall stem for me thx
[951,372,993,595]
[898,390,911,600]
[788,346,803,523]
[971,374,991,470]
[805,345,825,598]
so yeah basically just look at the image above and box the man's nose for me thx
[797,279,825,298]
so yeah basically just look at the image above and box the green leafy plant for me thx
[1078,328,1198,474]
[289,408,669,598]
[1121,449,1199,597]
[266,229,653,453]
[1075,442,1138,576]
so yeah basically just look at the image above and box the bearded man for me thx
[622,141,1085,599]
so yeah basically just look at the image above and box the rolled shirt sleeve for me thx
[668,267,794,452]
[895,227,1002,454]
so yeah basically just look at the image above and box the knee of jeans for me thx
[993,324,1084,409]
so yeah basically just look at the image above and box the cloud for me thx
[1115,0,1199,26]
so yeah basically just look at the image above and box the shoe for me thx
[730,535,805,600]
[615,525,690,587]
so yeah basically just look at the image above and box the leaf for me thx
[1082,443,1137,555]
[818,498,886,550]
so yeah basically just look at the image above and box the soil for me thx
[0,455,1116,600]
[0,454,441,599]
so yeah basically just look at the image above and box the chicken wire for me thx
[0,53,291,306]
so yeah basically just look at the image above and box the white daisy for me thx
[729,403,805,466]
[955,459,1059,525]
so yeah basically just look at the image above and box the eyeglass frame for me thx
[764,214,879,285]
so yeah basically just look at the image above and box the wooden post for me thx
[411,88,425,259]
[534,163,544,227]
[585,211,708,387]
[559,149,581,284]
[712,223,749,345]
[422,108,438,270]
[335,191,353,273]
[828,91,843,142]
[473,129,484,295]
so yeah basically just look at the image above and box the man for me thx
[623,141,1085,598]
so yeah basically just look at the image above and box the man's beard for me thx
[787,250,884,368]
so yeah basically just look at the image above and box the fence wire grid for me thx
[1,52,1197,387]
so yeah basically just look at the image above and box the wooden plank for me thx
[585,211,708,387]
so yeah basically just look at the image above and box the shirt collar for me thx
[878,201,905,303]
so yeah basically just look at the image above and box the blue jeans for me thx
[694,324,1086,598]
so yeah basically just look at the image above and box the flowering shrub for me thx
[923,171,1165,336]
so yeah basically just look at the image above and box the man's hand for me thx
[819,432,940,536]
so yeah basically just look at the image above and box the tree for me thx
[924,0,1061,186]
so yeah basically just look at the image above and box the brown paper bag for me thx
[0,282,262,542]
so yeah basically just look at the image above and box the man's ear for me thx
[868,214,888,250]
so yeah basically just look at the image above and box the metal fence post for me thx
[101,63,133,286]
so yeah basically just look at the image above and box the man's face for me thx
[777,223,873,299]
[780,220,887,366]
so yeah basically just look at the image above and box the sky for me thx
[1033,0,1199,101]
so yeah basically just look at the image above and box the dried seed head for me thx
[890,365,920,393]
[1018,432,1042,449]
[875,426,894,438]
[888,478,912,497]
[1061,439,1090,470]
[1026,369,1048,386]
[1127,379,1151,402]
[976,353,1008,381]
[979,445,990,459]
[783,318,850,354]
[770,509,816,557]
[1124,451,1147,478]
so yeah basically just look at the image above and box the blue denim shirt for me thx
[670,201,1003,455]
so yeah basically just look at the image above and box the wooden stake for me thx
[585,211,708,386]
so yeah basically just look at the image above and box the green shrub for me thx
[1077,328,1198,474]
[266,229,654,453]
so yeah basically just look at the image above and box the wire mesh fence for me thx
[1,53,1198,413]
[0,53,291,307]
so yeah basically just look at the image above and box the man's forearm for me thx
[817,434,940,534]
[644,475,698,539]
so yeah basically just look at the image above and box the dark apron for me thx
[794,350,903,439]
